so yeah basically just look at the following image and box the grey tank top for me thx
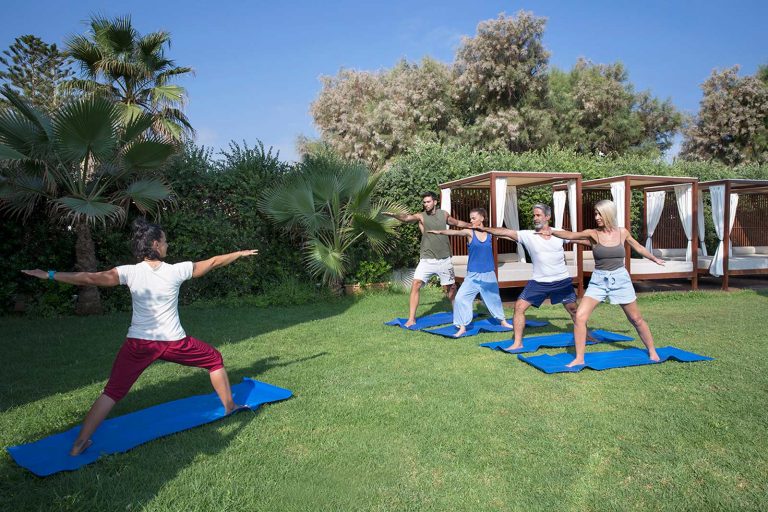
[420,210,451,259]
[593,241,625,271]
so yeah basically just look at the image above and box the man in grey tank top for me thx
[384,191,471,328]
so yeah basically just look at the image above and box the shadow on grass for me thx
[0,293,349,411]
[4,353,324,447]
[0,405,263,510]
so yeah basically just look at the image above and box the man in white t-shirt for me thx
[480,203,586,350]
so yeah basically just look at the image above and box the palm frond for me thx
[150,85,186,106]
[0,173,48,220]
[303,238,347,285]
[53,97,119,163]
[52,196,125,226]
[64,35,103,77]
[0,86,54,140]
[121,139,176,171]
[114,178,173,214]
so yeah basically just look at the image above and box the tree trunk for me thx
[74,221,103,315]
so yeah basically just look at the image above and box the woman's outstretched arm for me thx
[21,268,120,287]
[192,249,259,278]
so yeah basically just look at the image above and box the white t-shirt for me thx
[516,230,569,283]
[116,261,194,340]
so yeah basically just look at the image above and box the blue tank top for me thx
[467,230,495,273]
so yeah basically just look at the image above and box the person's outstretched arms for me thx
[21,268,120,287]
[475,226,519,241]
[383,211,422,224]
[622,229,665,266]
[193,249,259,278]
[427,228,472,237]
[537,226,597,242]
[446,214,472,229]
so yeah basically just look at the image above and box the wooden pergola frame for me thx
[439,171,584,295]
[697,179,768,290]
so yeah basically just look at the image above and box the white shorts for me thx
[413,257,455,286]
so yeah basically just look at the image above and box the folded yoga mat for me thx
[518,346,713,374]
[385,311,478,330]
[480,329,634,354]
[7,378,292,477]
[424,317,549,338]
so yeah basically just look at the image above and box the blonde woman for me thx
[537,200,664,367]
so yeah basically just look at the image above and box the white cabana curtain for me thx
[610,181,626,228]
[553,190,566,229]
[673,184,694,261]
[506,182,526,262]
[709,185,739,277]
[440,188,451,227]
[494,178,507,228]
[566,180,578,259]
[645,191,666,252]
[697,194,707,256]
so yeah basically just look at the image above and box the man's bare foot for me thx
[454,326,466,338]
[69,438,92,456]
[505,343,523,351]
[565,358,585,368]
[225,403,248,415]
[500,320,513,329]
[404,319,417,329]
[648,351,660,362]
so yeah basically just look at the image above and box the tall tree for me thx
[681,66,768,165]
[65,15,194,140]
[549,59,681,156]
[0,86,176,314]
[0,35,74,114]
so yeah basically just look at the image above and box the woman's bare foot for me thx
[454,326,466,338]
[565,358,585,368]
[505,343,523,351]
[225,403,248,415]
[404,319,417,329]
[500,320,513,329]
[69,438,92,456]
[648,350,660,362]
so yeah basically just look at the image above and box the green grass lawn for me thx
[1,288,766,511]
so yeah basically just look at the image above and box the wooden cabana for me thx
[439,171,584,295]
[697,179,768,290]
[576,175,700,289]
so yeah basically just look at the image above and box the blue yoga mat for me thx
[385,311,478,330]
[424,317,549,338]
[518,346,713,374]
[480,329,634,354]
[7,378,292,477]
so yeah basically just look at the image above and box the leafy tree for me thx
[65,15,194,140]
[681,66,768,165]
[0,86,176,314]
[259,151,401,289]
[0,35,74,114]
[312,11,678,166]
[549,59,681,156]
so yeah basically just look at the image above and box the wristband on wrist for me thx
[48,270,56,281]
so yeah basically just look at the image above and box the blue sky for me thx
[2,0,766,161]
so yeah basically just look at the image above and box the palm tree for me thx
[64,15,194,140]
[259,152,402,289]
[0,86,176,314]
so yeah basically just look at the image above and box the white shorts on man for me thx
[413,257,455,286]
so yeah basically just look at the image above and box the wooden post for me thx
[625,177,632,274]
[576,176,584,297]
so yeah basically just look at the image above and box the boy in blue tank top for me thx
[429,208,512,337]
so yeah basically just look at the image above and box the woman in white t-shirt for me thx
[22,219,258,456]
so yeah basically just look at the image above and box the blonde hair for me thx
[594,200,618,229]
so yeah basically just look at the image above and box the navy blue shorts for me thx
[518,278,576,308]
